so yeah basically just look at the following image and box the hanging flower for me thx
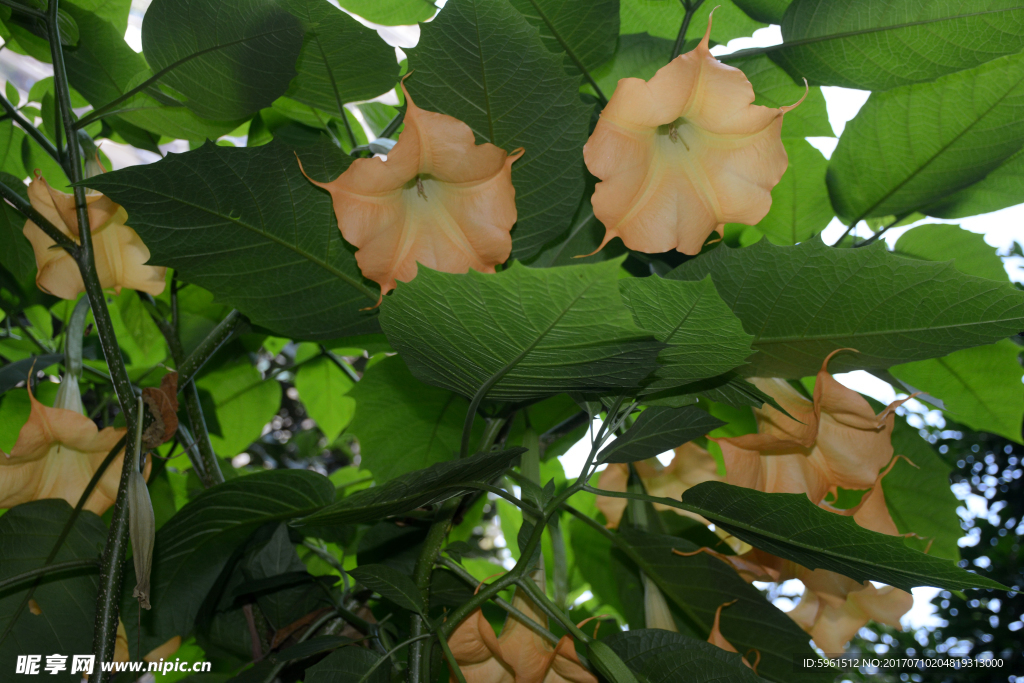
[301,80,523,302]
[707,601,759,671]
[596,442,721,528]
[714,349,909,502]
[22,175,166,299]
[447,584,596,683]
[581,13,802,256]
[0,376,147,515]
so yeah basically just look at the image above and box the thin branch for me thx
[0,179,79,254]
[0,559,100,593]
[671,0,706,60]
[0,92,62,164]
[855,214,908,248]
[379,111,404,139]
[320,345,361,383]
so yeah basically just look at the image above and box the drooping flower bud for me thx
[128,396,156,610]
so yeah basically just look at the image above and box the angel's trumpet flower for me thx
[22,175,166,299]
[582,13,802,255]
[302,80,523,302]
[0,376,147,515]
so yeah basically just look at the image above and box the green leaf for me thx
[305,647,386,683]
[141,0,304,120]
[346,356,477,483]
[294,447,526,527]
[509,0,619,73]
[602,629,765,683]
[283,0,399,119]
[884,418,963,560]
[925,147,1024,219]
[349,564,425,614]
[122,469,334,655]
[111,291,168,367]
[619,527,826,683]
[0,123,26,179]
[728,54,833,139]
[826,52,1024,224]
[732,0,791,24]
[678,481,1006,591]
[407,0,592,257]
[335,0,436,26]
[666,237,1024,378]
[591,32,674,98]
[620,0,765,45]
[0,500,106,664]
[740,139,832,246]
[380,261,662,402]
[892,341,1024,444]
[294,356,356,441]
[894,224,1008,282]
[196,360,282,458]
[620,276,753,392]
[86,141,381,339]
[598,406,724,464]
[767,0,1024,92]
[0,197,34,283]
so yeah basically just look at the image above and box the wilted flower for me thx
[582,13,802,255]
[22,175,166,299]
[0,376,146,515]
[302,81,523,301]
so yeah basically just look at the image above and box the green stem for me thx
[436,557,559,646]
[671,0,706,60]
[0,179,79,253]
[320,345,361,383]
[357,634,433,683]
[379,111,404,139]
[513,575,591,643]
[0,0,44,21]
[177,309,245,383]
[0,92,62,165]
[409,499,459,682]
[855,214,909,248]
[0,559,100,593]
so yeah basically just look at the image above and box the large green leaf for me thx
[407,0,592,257]
[619,527,826,683]
[827,52,1024,224]
[764,0,1024,92]
[294,447,526,527]
[346,356,479,482]
[666,237,1024,378]
[380,261,662,402]
[598,406,724,464]
[602,629,764,683]
[122,469,334,655]
[892,341,1024,444]
[677,481,1005,591]
[743,139,833,246]
[926,148,1024,219]
[509,0,619,73]
[142,0,304,120]
[592,32,674,97]
[884,418,962,560]
[733,0,791,23]
[86,141,381,339]
[727,54,833,139]
[294,356,356,441]
[197,360,282,457]
[61,3,240,141]
[335,0,436,26]
[0,195,34,283]
[620,276,753,392]
[349,564,425,614]
[620,0,764,45]
[283,0,399,119]
[0,500,106,666]
[894,223,1008,282]
[305,647,386,683]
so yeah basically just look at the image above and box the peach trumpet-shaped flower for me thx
[0,377,146,515]
[596,442,722,528]
[582,13,802,256]
[714,349,909,503]
[22,175,166,299]
[301,81,523,301]
[447,582,596,683]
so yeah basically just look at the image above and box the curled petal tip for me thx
[699,6,721,49]
[294,152,332,189]
[821,347,860,371]
[781,78,809,113]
